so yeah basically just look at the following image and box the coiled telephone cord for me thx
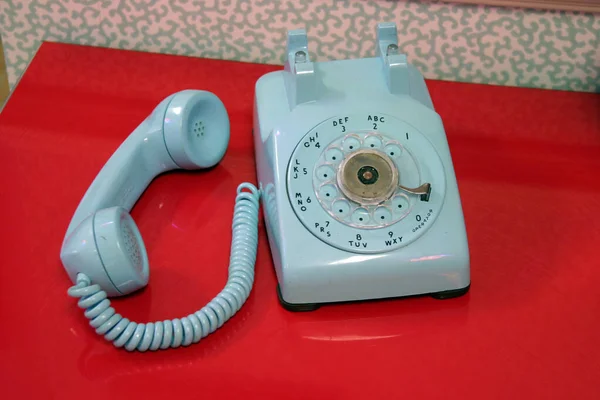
[67,183,261,352]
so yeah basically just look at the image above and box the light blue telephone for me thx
[60,22,470,351]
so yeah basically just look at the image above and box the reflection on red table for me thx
[0,42,599,399]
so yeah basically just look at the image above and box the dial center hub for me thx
[357,166,378,184]
[337,149,398,205]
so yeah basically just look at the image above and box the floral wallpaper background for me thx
[0,0,598,92]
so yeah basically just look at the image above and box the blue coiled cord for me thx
[67,183,261,351]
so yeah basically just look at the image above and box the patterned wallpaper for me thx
[0,0,598,92]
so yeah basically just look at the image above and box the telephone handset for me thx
[60,22,470,351]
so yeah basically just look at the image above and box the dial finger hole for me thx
[351,208,370,225]
[392,194,410,213]
[374,207,392,222]
[319,184,338,200]
[364,135,383,149]
[325,148,344,163]
[333,200,351,216]
[342,137,361,153]
[384,144,402,158]
[316,165,335,181]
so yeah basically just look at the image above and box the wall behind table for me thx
[0,34,9,104]
[0,0,598,92]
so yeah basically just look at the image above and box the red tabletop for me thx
[1,42,599,399]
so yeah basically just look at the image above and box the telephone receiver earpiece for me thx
[60,90,230,297]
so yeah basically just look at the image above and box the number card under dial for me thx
[287,113,447,254]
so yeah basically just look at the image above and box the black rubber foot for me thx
[277,284,320,312]
[430,284,470,300]
[277,284,470,311]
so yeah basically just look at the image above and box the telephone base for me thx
[255,22,471,310]
[276,284,470,312]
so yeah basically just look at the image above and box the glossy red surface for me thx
[1,42,599,399]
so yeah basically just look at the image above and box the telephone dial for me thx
[60,22,470,351]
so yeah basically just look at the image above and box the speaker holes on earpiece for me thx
[68,183,261,352]
[194,120,205,137]
[122,223,142,272]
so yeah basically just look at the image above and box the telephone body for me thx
[60,22,469,352]
[254,23,470,310]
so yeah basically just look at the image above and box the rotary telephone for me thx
[60,22,470,351]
